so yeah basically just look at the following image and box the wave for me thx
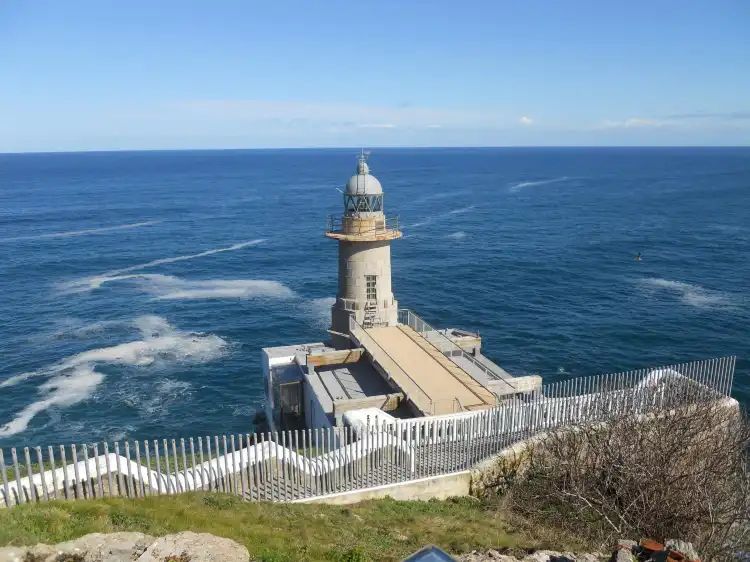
[509,176,568,192]
[0,315,228,437]
[0,221,161,243]
[639,278,738,310]
[448,231,467,240]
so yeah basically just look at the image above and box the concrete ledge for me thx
[292,471,471,505]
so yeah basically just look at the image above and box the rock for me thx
[522,550,563,562]
[577,554,606,562]
[55,532,155,561]
[0,544,56,562]
[613,549,634,562]
[137,531,249,562]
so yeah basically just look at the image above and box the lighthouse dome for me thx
[345,159,383,195]
[345,174,383,195]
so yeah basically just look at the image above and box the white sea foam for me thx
[304,297,336,330]
[0,316,228,437]
[639,278,737,310]
[61,239,267,295]
[0,367,105,437]
[447,205,475,215]
[68,273,296,300]
[138,379,194,416]
[411,190,470,206]
[509,176,568,192]
[0,221,161,243]
[404,206,475,230]
[448,231,467,240]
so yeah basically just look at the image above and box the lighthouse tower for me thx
[325,152,402,349]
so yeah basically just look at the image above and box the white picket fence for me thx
[0,356,737,508]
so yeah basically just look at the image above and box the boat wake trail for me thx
[86,273,296,300]
[509,176,569,192]
[105,238,266,276]
[404,206,475,230]
[60,239,267,294]
[0,316,228,437]
[0,221,161,243]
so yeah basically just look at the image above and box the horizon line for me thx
[2,144,750,156]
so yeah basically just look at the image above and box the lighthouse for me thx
[325,152,402,349]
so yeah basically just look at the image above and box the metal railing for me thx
[0,356,736,508]
[398,309,517,396]
[327,215,400,236]
[348,314,435,414]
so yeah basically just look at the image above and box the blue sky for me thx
[1,0,749,151]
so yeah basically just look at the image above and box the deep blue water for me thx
[0,147,748,450]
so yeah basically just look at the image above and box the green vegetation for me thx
[0,493,583,562]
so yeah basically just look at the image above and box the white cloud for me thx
[594,118,665,130]
[175,99,511,130]
[358,123,398,129]
[519,116,533,126]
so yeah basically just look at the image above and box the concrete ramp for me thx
[357,325,496,415]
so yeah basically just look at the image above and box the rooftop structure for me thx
[262,151,542,432]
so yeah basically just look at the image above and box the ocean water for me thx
[0,147,748,450]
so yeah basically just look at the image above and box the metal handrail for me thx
[398,309,517,397]
[327,215,400,235]
[348,315,435,415]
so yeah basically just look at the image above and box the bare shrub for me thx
[509,386,749,560]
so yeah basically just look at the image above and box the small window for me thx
[367,195,382,211]
[366,275,377,301]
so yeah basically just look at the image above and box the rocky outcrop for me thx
[0,532,249,562]
[457,549,605,562]
[138,532,250,562]
[456,538,701,562]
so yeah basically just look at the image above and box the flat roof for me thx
[316,361,392,401]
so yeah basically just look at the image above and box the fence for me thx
[0,356,736,508]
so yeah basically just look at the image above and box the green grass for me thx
[0,493,585,561]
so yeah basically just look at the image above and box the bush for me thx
[509,390,749,560]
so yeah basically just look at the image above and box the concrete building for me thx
[262,152,541,431]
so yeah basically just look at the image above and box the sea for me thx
[0,147,748,451]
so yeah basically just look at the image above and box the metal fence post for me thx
[102,443,112,498]
[11,449,24,505]
[143,441,152,496]
[125,442,134,498]
[35,446,49,502]
[134,442,144,497]
[0,450,10,507]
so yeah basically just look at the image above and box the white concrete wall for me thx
[302,373,333,430]
[293,471,471,505]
